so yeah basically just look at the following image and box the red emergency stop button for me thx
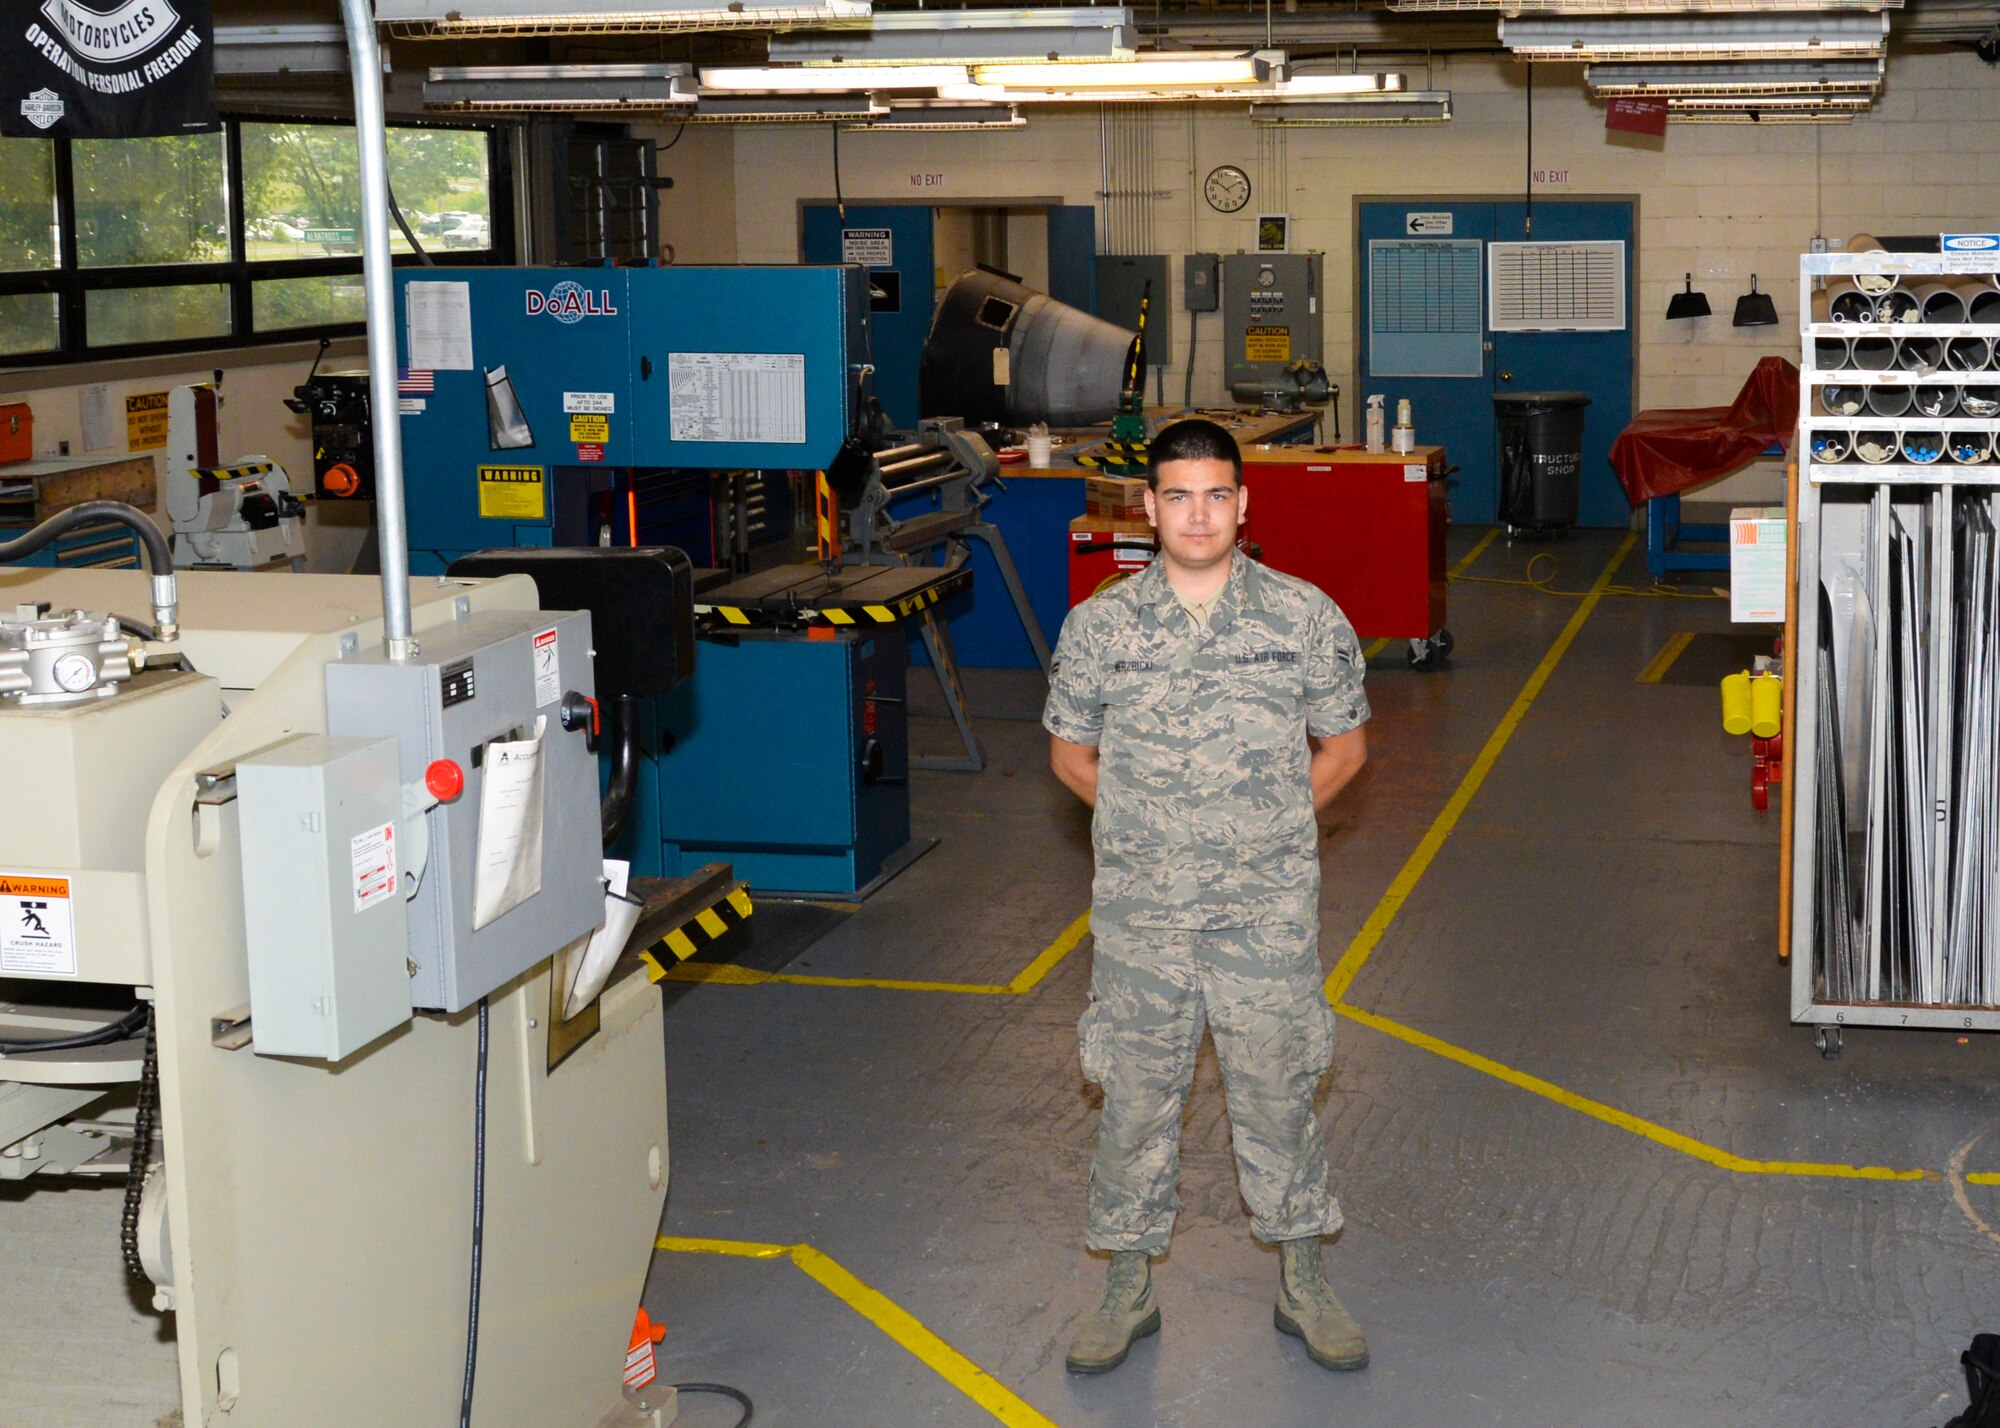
[426,758,464,802]
[323,463,361,497]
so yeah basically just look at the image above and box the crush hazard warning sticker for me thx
[0,873,77,976]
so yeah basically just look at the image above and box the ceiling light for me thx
[770,8,1134,66]
[686,93,887,121]
[844,103,1027,131]
[424,63,695,111]
[1276,72,1406,96]
[1395,0,1897,11]
[1665,92,1872,109]
[1670,109,1855,122]
[700,64,966,91]
[972,53,1272,89]
[1500,13,1889,61]
[377,0,870,38]
[214,24,373,75]
[1586,58,1884,94]
[937,83,1209,104]
[1249,91,1451,124]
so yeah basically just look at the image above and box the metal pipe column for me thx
[341,0,417,661]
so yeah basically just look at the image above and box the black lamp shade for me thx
[1734,275,1778,328]
[1666,272,1711,320]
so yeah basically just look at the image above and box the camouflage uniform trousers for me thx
[1080,917,1342,1254]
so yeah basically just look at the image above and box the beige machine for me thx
[0,561,673,1427]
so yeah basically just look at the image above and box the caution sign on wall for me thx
[125,391,169,450]
[477,465,546,521]
[1244,326,1291,363]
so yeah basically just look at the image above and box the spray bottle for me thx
[1365,395,1386,453]
[1392,397,1416,454]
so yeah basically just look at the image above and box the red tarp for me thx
[1610,355,1800,507]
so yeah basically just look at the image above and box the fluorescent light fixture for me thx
[1672,108,1855,122]
[699,64,966,91]
[1500,12,1889,60]
[687,93,887,121]
[425,63,696,111]
[378,0,869,38]
[1250,91,1452,124]
[215,24,375,75]
[844,103,1027,131]
[1585,58,1884,94]
[936,83,1210,104]
[1394,0,1897,12]
[1275,72,1406,96]
[770,8,1134,66]
[1666,92,1872,109]
[970,53,1270,89]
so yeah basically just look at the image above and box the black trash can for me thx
[1493,391,1591,534]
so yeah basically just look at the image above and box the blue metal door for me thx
[1045,205,1098,314]
[802,204,934,428]
[1358,200,1635,527]
[1490,202,1635,530]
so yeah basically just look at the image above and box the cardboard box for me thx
[1085,475,1148,518]
[1729,507,1787,623]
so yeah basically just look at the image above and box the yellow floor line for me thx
[1335,1003,1931,1181]
[658,911,1091,997]
[1363,637,1390,661]
[1969,1173,2000,1186]
[657,1236,1060,1428]
[1450,526,1502,579]
[1324,532,1637,1006]
[1636,630,1697,685]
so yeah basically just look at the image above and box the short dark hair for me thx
[1146,418,1243,489]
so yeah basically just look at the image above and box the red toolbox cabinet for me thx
[1239,444,1451,665]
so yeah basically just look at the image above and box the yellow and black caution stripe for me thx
[637,886,753,982]
[189,460,278,482]
[1076,441,1149,472]
[697,582,952,630]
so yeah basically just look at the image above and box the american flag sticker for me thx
[399,367,435,394]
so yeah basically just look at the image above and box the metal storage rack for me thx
[1790,247,2000,1053]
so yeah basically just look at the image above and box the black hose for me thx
[459,997,488,1428]
[0,501,171,579]
[601,695,641,849]
[110,613,158,641]
[668,1384,753,1426]
[387,182,435,267]
[0,1000,148,1056]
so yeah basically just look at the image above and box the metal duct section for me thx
[919,269,1139,426]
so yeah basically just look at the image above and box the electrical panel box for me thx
[1222,253,1324,390]
[237,734,413,1061]
[325,609,603,1013]
[393,265,868,570]
[1184,252,1221,313]
[1094,255,1173,359]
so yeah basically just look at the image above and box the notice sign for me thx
[0,873,76,976]
[563,391,614,414]
[1245,326,1291,362]
[476,464,545,520]
[125,390,168,450]
[1605,97,1668,137]
[842,227,893,265]
[1405,211,1453,236]
[569,412,609,444]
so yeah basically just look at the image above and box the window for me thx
[0,115,510,365]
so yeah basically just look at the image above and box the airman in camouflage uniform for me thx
[1044,417,1370,1376]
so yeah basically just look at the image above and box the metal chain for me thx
[121,1011,159,1279]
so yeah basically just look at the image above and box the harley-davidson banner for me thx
[1,0,216,137]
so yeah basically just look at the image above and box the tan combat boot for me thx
[1274,1238,1369,1371]
[1065,1250,1161,1374]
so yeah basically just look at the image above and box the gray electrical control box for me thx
[238,734,413,1061]
[325,609,603,1013]
[1095,254,1173,358]
[1222,253,1324,389]
[1184,252,1221,313]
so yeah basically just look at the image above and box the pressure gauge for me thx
[51,652,97,694]
[1258,267,1278,287]
[1203,164,1251,214]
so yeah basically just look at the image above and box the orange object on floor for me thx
[624,1308,667,1389]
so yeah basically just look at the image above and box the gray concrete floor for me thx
[646,527,2000,1428]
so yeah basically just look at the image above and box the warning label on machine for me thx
[532,627,560,707]
[1244,326,1291,362]
[477,465,546,520]
[0,873,76,977]
[350,823,398,914]
[569,412,609,444]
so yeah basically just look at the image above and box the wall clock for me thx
[1203,164,1251,214]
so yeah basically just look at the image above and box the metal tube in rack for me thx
[1948,429,1992,464]
[1852,337,1896,370]
[342,0,415,661]
[1912,385,1958,419]
[1949,337,1992,372]
[1853,430,1899,463]
[1815,336,1853,370]
[1865,384,1914,418]
[1917,284,1969,325]
[1876,289,1921,325]
[1897,334,1944,372]
[1901,429,1945,464]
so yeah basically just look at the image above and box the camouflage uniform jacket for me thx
[1044,554,1369,930]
